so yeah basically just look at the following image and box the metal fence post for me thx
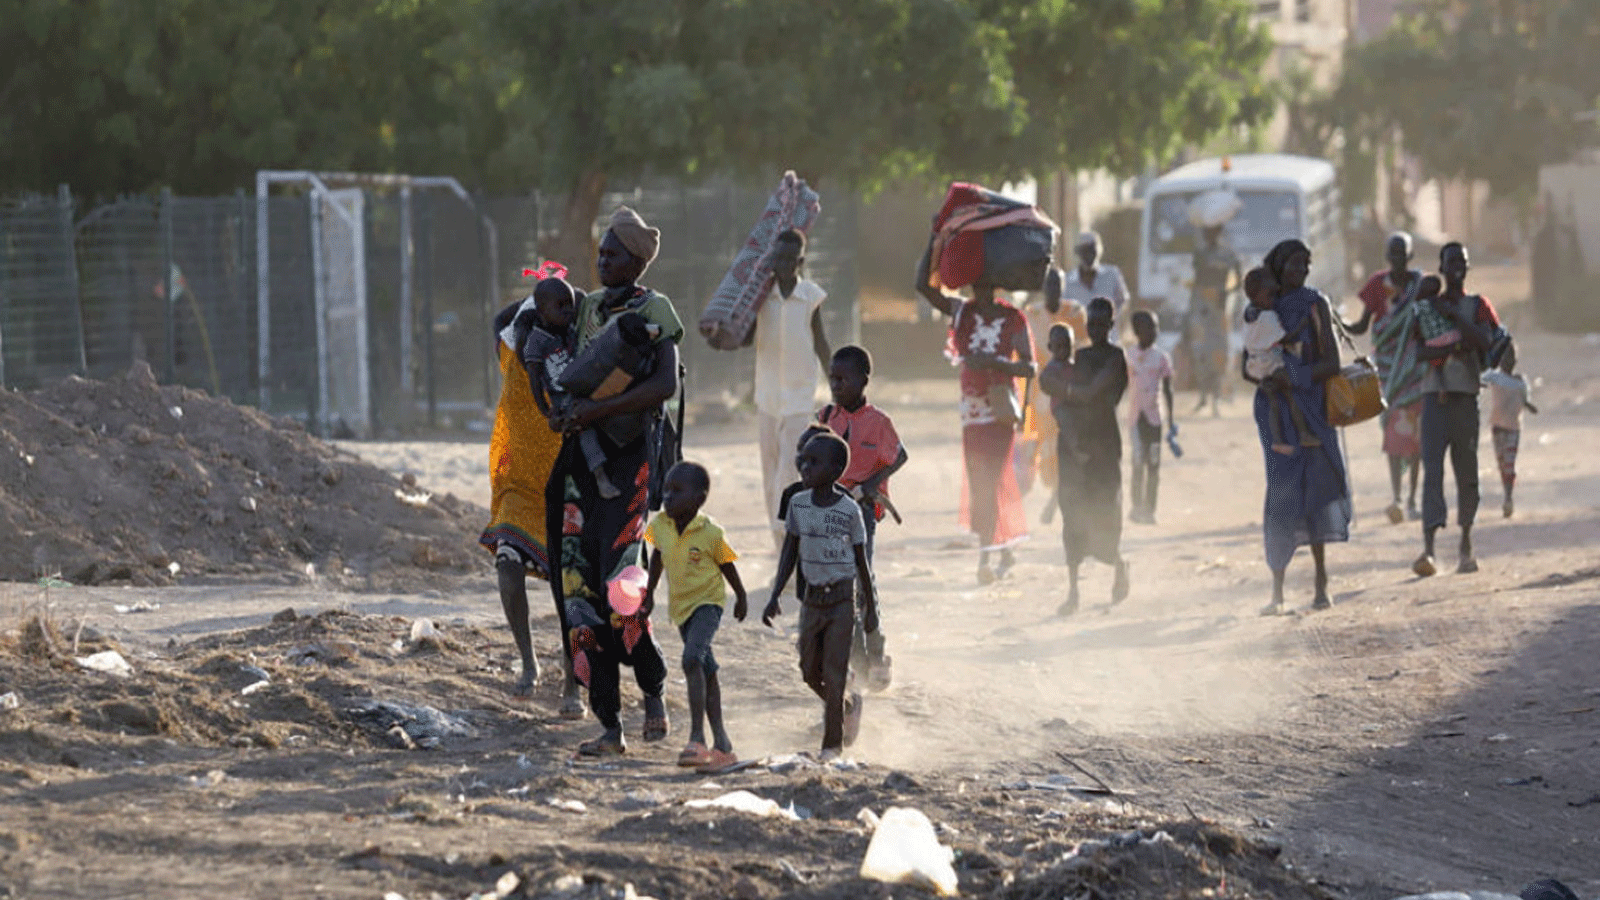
[0,210,7,388]
[57,184,88,375]
[235,188,250,401]
[160,187,176,382]
[419,191,436,427]
[255,173,271,410]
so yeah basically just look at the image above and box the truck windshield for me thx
[1147,189,1300,256]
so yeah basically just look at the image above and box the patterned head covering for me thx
[608,206,660,264]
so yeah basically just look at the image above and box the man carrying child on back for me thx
[816,346,907,691]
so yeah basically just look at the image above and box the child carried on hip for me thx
[522,275,660,499]
[1242,267,1320,455]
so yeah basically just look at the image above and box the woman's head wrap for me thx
[607,206,660,264]
[1263,239,1311,285]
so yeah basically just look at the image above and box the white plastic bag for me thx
[684,790,800,821]
[76,650,133,678]
[858,807,959,896]
[1188,189,1242,228]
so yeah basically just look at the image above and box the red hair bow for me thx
[521,260,569,281]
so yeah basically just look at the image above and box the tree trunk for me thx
[541,170,608,286]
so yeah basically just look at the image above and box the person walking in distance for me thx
[1125,310,1175,524]
[754,229,830,549]
[1481,340,1538,519]
[1411,243,1501,577]
[1346,232,1426,523]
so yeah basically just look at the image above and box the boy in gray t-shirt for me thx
[763,432,879,759]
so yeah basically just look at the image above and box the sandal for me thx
[696,748,738,774]
[577,735,625,757]
[677,742,712,768]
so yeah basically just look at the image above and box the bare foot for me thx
[1271,443,1295,456]
[512,668,538,698]
[559,685,586,720]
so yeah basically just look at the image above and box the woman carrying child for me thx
[915,252,1036,585]
[545,207,682,756]
[1252,240,1350,615]
[1041,300,1130,614]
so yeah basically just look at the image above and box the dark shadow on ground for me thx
[1278,600,1600,899]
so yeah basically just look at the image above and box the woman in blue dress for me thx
[1252,239,1351,614]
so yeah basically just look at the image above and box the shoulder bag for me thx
[1318,298,1385,427]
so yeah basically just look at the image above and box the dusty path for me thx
[1,280,1596,898]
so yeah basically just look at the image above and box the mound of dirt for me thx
[0,604,1335,899]
[0,608,532,758]
[0,364,487,589]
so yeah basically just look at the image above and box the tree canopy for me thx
[1334,0,1600,201]
[3,0,1274,221]
[0,0,498,198]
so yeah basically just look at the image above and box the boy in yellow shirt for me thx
[642,461,748,772]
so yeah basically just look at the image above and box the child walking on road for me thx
[642,462,748,773]
[816,346,907,692]
[1125,311,1176,524]
[763,432,879,759]
[1481,340,1538,518]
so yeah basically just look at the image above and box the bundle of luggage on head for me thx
[925,183,1059,292]
[698,170,821,351]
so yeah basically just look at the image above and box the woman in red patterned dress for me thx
[917,253,1037,584]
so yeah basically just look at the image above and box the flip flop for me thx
[677,742,712,768]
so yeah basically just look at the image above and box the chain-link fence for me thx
[1,177,860,435]
[74,191,258,401]
[0,187,85,388]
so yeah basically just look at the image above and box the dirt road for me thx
[0,281,1596,899]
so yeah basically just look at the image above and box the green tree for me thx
[1338,0,1600,201]
[0,0,499,197]
[487,0,1274,268]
